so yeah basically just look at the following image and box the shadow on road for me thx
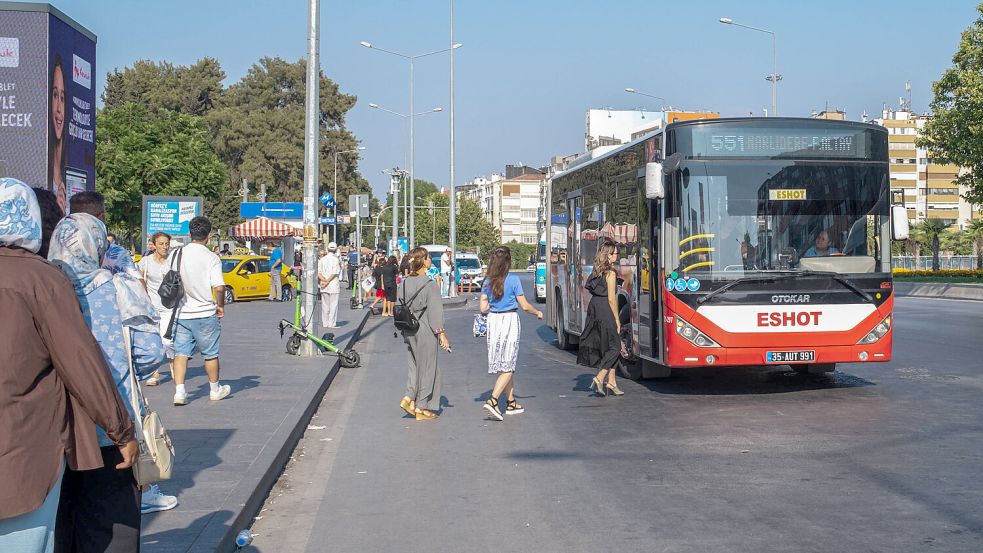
[635,366,875,395]
[142,510,235,551]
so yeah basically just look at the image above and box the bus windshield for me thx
[665,160,890,276]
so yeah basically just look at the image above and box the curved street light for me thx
[360,40,463,248]
[625,87,668,110]
[719,16,780,116]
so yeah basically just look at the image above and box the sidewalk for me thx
[139,295,369,553]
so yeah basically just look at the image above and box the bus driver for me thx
[803,230,840,257]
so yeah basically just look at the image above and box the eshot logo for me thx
[72,54,91,89]
[0,38,19,68]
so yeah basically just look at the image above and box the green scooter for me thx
[278,280,360,368]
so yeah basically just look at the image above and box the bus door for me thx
[637,195,662,361]
[566,196,583,335]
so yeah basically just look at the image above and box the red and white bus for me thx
[546,118,908,378]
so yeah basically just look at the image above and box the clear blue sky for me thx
[48,0,979,199]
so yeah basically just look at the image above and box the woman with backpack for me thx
[480,246,543,421]
[397,247,451,421]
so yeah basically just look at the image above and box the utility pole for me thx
[299,0,320,357]
[448,0,458,296]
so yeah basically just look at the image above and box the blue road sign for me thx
[239,202,304,219]
[319,192,335,208]
[319,216,336,225]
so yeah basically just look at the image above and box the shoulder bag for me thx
[123,328,176,486]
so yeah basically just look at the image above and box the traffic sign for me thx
[319,192,335,208]
[319,216,336,225]
[240,202,304,219]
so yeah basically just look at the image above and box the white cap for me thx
[327,241,337,251]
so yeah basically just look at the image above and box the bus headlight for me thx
[675,316,720,348]
[857,315,891,345]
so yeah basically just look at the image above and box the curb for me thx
[442,295,469,309]
[894,281,983,302]
[214,309,372,553]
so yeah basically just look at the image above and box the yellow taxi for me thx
[221,255,294,303]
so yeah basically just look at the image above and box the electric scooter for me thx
[278,280,360,368]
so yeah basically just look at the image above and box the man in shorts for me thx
[172,216,231,405]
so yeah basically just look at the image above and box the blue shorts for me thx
[173,315,221,360]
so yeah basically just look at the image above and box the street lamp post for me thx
[360,40,462,248]
[448,0,458,297]
[719,17,780,116]
[333,147,365,243]
[300,0,320,357]
[367,103,442,248]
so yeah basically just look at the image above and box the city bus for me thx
[546,117,908,378]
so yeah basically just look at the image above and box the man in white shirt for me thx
[172,216,231,405]
[318,242,342,329]
[440,248,453,298]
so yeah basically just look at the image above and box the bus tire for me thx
[794,363,836,374]
[555,300,574,351]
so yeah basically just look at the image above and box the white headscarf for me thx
[0,177,43,253]
[49,213,159,332]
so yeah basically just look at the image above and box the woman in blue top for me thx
[479,246,543,421]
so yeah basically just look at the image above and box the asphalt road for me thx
[246,276,983,553]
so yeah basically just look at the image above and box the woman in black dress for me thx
[380,255,399,317]
[577,240,625,396]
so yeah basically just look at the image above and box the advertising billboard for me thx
[0,3,96,213]
[142,195,204,250]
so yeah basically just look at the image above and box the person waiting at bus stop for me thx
[269,242,284,301]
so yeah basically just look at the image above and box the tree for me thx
[96,103,226,244]
[103,58,225,116]
[206,57,365,209]
[919,4,983,204]
[920,218,951,271]
[967,219,983,269]
[504,241,536,270]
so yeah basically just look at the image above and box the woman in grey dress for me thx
[398,247,451,421]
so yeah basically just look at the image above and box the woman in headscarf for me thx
[48,213,166,552]
[0,178,138,553]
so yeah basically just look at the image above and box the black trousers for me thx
[55,446,141,553]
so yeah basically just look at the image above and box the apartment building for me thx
[458,167,546,245]
[875,108,980,228]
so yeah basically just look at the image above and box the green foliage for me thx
[95,102,226,244]
[103,58,225,116]
[918,4,983,204]
[504,241,536,270]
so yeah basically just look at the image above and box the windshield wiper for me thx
[696,270,874,305]
[697,273,800,305]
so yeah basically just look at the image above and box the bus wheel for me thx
[619,359,644,381]
[794,363,836,374]
[555,303,574,351]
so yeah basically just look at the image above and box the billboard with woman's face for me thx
[0,4,96,213]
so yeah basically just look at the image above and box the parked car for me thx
[221,255,293,303]
[455,253,484,288]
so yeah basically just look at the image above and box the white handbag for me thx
[123,328,176,486]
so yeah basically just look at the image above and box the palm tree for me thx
[967,218,983,270]
[920,218,951,272]
[906,221,925,268]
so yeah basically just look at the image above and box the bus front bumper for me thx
[665,337,893,368]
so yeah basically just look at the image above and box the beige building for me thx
[876,108,980,228]
[458,168,546,245]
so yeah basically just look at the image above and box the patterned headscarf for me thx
[49,213,159,331]
[0,177,43,253]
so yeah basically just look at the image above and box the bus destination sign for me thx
[679,123,879,160]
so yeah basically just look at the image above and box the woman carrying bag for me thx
[480,246,542,421]
[397,247,451,421]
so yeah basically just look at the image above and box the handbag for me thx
[158,247,184,309]
[473,313,488,338]
[123,328,176,486]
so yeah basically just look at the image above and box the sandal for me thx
[399,397,415,416]
[415,409,437,421]
[505,399,524,415]
[482,398,503,421]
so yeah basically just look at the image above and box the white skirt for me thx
[486,311,520,374]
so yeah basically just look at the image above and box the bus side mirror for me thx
[891,205,910,240]
[645,162,665,199]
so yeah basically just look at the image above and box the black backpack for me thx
[393,282,428,335]
[158,247,184,309]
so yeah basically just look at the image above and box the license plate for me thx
[766,350,815,363]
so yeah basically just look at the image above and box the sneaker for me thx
[482,398,503,421]
[141,484,178,514]
[505,399,524,415]
[173,392,188,406]
[146,372,161,386]
[209,384,231,401]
